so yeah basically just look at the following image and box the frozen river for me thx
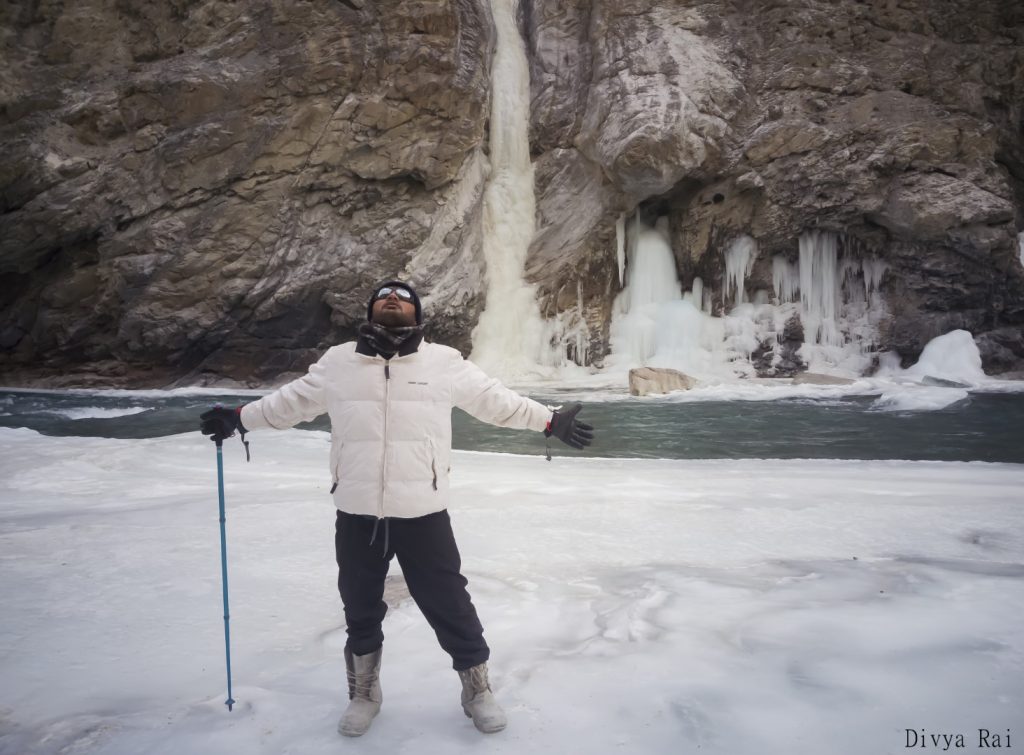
[1,377,1022,753]
[2,383,1024,462]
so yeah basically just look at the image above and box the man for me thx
[200,280,593,737]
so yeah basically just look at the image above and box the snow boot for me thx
[338,647,382,737]
[458,662,507,733]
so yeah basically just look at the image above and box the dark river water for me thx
[1,388,1022,463]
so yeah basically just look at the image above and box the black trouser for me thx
[334,509,490,671]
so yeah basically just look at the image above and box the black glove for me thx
[199,406,245,443]
[544,403,594,450]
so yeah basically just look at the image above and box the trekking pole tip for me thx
[226,697,235,711]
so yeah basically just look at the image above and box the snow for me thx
[903,329,987,384]
[869,386,969,412]
[0,386,270,398]
[50,406,151,420]
[513,371,1024,409]
[876,329,989,387]
[1,427,1022,754]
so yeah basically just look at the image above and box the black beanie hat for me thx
[367,280,423,325]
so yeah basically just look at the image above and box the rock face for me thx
[1,0,1023,386]
[628,367,697,397]
[525,0,1024,372]
[1,0,494,385]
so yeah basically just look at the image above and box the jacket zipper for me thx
[380,361,390,517]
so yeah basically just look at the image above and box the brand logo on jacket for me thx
[905,729,1012,750]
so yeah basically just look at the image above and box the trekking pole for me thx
[214,437,236,711]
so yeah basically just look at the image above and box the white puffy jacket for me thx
[239,340,553,518]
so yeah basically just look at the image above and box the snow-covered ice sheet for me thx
[869,386,970,412]
[519,375,1024,408]
[1,427,1022,754]
[46,406,151,420]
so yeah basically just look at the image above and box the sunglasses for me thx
[374,286,414,302]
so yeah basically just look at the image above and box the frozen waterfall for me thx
[605,219,890,380]
[469,0,551,380]
[790,230,889,374]
[606,216,728,376]
[465,0,897,384]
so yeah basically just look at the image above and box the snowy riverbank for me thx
[1,427,1022,754]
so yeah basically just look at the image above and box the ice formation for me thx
[870,332,994,408]
[465,2,894,384]
[723,235,757,306]
[607,216,765,378]
[615,213,626,288]
[798,230,842,348]
[772,256,799,305]
[468,0,594,380]
[465,9,977,387]
[468,0,550,380]
[901,329,987,385]
[606,220,891,379]
[53,406,149,420]
[791,230,890,374]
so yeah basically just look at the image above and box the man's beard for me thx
[372,308,416,327]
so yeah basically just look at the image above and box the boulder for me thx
[974,327,1024,375]
[629,367,697,396]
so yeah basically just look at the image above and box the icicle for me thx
[691,277,704,312]
[605,223,889,380]
[772,256,799,303]
[631,207,641,269]
[615,213,626,288]
[798,230,842,348]
[862,258,887,299]
[574,278,589,365]
[722,235,757,307]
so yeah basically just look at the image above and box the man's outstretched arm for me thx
[450,355,552,432]
[450,355,595,451]
[238,349,332,431]
[199,350,333,445]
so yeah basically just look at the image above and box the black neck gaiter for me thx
[358,321,424,359]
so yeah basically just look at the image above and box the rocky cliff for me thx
[2,0,1023,386]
